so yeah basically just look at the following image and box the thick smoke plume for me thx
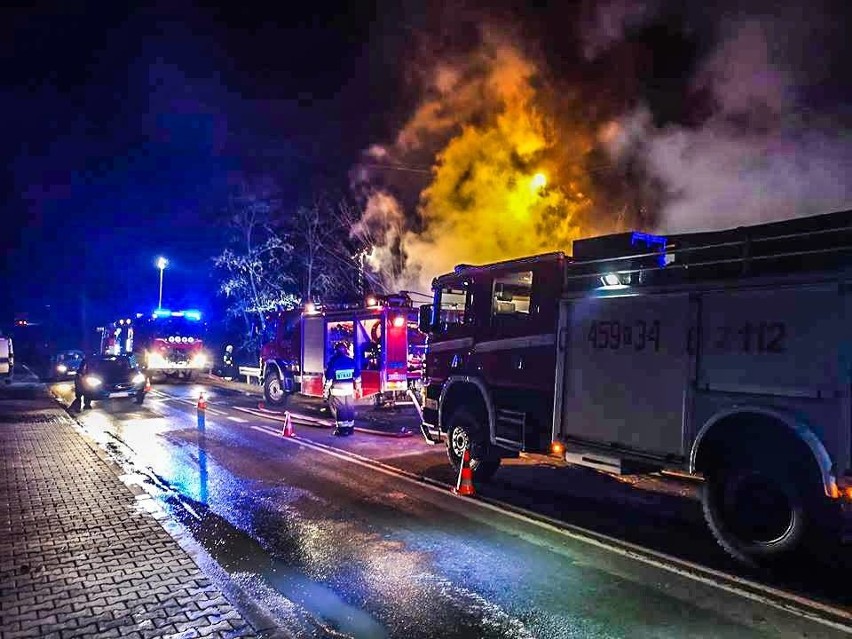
[354,31,607,292]
[603,15,852,232]
[355,2,852,293]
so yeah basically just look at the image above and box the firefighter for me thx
[222,344,236,380]
[323,341,361,436]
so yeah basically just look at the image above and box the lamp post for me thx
[156,257,168,310]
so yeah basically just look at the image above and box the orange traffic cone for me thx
[197,393,207,411]
[144,377,152,393]
[453,447,476,497]
[258,401,266,410]
[280,411,295,437]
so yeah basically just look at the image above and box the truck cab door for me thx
[477,267,558,450]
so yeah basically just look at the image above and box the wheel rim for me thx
[450,426,470,462]
[724,471,796,545]
[267,378,283,401]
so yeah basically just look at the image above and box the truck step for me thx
[564,450,628,474]
[495,408,526,449]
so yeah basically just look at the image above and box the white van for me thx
[0,335,14,380]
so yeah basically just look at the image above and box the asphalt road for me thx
[50,378,852,638]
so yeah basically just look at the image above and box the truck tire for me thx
[702,456,809,564]
[264,372,286,406]
[445,406,500,482]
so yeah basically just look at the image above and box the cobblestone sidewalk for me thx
[0,390,257,638]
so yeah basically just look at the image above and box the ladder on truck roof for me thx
[565,208,852,288]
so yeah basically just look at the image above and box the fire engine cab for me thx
[259,293,425,407]
[101,309,209,380]
[417,209,852,563]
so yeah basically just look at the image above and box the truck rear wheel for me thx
[264,372,286,406]
[702,457,809,564]
[445,407,500,482]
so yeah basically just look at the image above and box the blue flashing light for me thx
[631,232,668,267]
[630,231,667,247]
[152,308,201,320]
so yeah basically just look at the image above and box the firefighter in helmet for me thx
[222,344,236,380]
[324,340,361,436]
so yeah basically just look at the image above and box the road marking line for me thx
[172,397,226,416]
[227,416,247,423]
[236,406,413,438]
[376,448,434,459]
[246,422,852,633]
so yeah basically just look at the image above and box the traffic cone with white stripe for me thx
[197,393,207,411]
[453,447,476,497]
[280,411,295,437]
[144,377,152,393]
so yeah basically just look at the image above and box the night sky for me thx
[1,1,407,332]
[3,1,850,344]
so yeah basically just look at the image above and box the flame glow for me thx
[357,35,606,292]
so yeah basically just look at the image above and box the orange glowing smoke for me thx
[358,34,610,291]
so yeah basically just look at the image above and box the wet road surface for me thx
[51,379,852,638]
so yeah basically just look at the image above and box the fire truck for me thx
[259,293,426,407]
[101,309,209,380]
[416,209,852,563]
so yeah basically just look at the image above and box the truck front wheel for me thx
[702,457,809,564]
[264,372,286,406]
[445,407,500,482]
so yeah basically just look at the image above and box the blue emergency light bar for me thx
[631,232,668,267]
[150,309,202,320]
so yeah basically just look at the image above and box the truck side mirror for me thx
[418,304,434,334]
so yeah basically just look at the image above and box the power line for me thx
[360,163,433,175]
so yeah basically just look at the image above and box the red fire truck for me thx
[101,309,209,380]
[259,293,425,407]
[416,209,852,563]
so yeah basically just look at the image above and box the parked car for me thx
[74,354,148,407]
[50,349,84,381]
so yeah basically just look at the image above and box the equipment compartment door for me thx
[301,315,325,397]
[698,285,841,396]
[560,293,690,457]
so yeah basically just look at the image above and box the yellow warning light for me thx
[550,441,565,456]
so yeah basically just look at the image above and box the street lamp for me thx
[156,257,168,310]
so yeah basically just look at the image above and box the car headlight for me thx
[132,373,146,384]
[147,352,166,367]
[191,353,208,367]
[84,375,102,387]
[56,364,68,373]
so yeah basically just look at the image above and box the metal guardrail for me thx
[238,366,262,385]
